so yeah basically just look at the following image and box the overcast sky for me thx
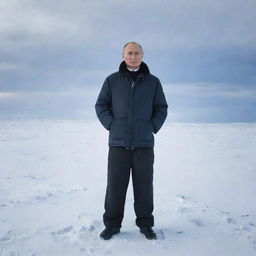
[0,0,255,122]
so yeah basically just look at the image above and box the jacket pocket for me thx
[135,119,154,141]
[110,118,127,140]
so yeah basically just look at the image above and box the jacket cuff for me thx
[151,120,158,134]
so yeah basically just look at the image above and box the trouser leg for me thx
[132,147,154,227]
[103,147,131,228]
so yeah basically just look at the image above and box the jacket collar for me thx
[119,61,150,75]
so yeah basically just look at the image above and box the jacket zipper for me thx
[129,81,135,149]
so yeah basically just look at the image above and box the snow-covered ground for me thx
[0,119,256,256]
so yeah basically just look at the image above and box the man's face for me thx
[122,43,143,70]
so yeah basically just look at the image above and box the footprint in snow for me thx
[157,229,166,240]
[51,226,74,236]
[23,175,47,181]
[35,193,54,201]
[176,194,192,204]
[177,206,192,214]
[226,217,236,224]
[1,247,37,256]
[248,222,256,227]
[190,218,207,227]
[241,214,250,218]
[252,240,256,249]
[51,221,101,242]
[0,230,34,244]
[175,194,256,249]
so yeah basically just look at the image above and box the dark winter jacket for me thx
[95,61,168,148]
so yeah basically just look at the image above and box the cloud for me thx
[1,82,255,122]
[165,83,256,100]
[0,88,98,119]
[0,61,20,71]
[163,82,256,122]
[0,0,255,121]
[0,92,19,99]
[1,0,255,51]
[0,0,95,49]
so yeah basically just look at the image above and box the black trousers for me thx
[103,146,154,228]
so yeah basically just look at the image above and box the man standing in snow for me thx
[95,42,168,240]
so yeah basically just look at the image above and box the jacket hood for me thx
[119,61,150,75]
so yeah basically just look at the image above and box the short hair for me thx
[123,42,144,54]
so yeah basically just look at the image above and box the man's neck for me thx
[127,66,140,72]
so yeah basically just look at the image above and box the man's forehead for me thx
[124,43,141,51]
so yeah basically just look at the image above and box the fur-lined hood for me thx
[119,61,150,75]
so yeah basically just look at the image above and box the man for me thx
[95,42,168,240]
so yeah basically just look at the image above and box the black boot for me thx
[100,227,120,240]
[140,227,157,240]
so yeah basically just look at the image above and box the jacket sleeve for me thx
[95,77,113,130]
[151,80,168,134]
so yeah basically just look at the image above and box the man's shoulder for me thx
[106,71,120,81]
[147,73,159,80]
[146,73,161,84]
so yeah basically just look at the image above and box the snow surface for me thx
[0,119,256,256]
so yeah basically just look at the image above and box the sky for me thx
[0,0,256,122]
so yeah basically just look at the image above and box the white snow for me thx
[0,119,256,256]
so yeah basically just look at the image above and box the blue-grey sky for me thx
[0,0,255,122]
